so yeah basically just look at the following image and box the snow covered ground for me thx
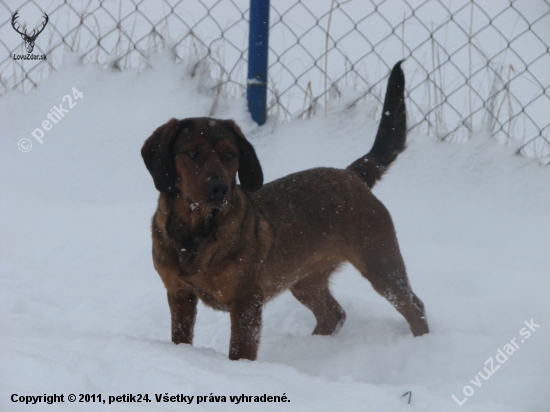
[0,56,549,411]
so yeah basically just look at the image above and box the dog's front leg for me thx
[167,290,198,345]
[229,289,263,361]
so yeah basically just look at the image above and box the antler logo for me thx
[11,10,49,54]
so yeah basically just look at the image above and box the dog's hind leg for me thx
[290,265,346,336]
[352,242,429,336]
[349,206,429,336]
[371,269,429,337]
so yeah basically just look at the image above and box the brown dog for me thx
[141,61,429,361]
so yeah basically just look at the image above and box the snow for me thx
[1,55,549,412]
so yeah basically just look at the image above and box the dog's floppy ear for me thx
[225,120,263,192]
[141,118,183,193]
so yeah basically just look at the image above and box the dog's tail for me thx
[347,61,407,189]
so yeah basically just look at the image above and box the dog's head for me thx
[141,117,263,210]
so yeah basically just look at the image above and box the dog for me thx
[141,61,429,361]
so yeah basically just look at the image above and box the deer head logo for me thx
[11,10,49,54]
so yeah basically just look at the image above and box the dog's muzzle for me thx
[208,180,228,204]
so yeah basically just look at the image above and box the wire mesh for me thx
[1,0,548,163]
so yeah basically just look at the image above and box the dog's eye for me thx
[224,152,235,160]
[187,150,198,159]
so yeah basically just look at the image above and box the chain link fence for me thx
[1,0,548,163]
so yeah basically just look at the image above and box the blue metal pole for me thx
[247,0,270,125]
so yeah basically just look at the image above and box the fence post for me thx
[247,0,270,125]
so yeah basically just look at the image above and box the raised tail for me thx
[347,61,407,188]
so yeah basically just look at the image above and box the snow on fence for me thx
[0,0,548,163]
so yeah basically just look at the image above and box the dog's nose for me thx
[208,180,228,203]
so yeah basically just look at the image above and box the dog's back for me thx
[251,167,396,292]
